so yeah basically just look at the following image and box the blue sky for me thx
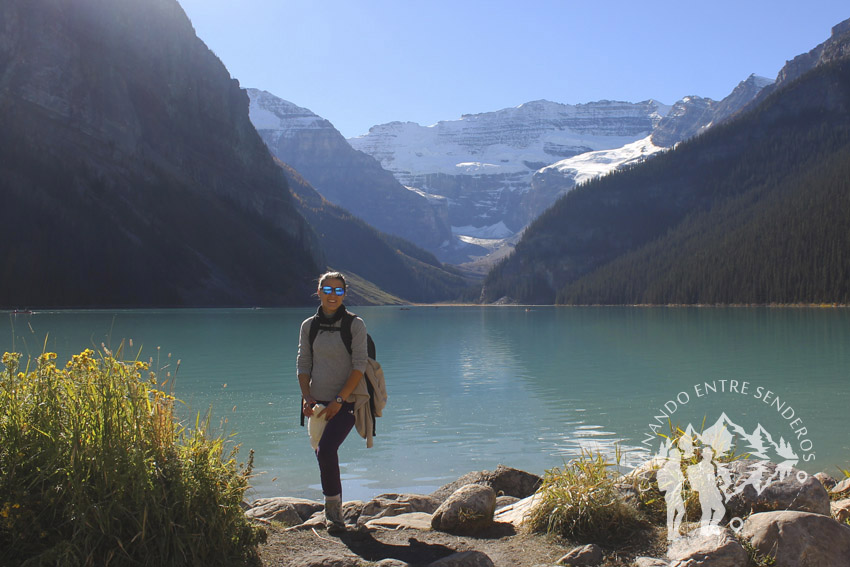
[178,0,848,138]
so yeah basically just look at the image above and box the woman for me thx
[296,271,367,533]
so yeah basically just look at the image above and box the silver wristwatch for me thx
[335,395,344,404]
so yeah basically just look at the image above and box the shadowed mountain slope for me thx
[0,0,319,307]
[280,162,470,304]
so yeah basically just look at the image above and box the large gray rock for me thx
[358,493,441,526]
[487,465,542,499]
[832,476,850,497]
[740,510,850,567]
[494,495,520,510]
[724,460,830,518]
[666,527,747,567]
[431,484,497,535]
[431,471,491,502]
[832,498,850,523]
[492,493,540,528]
[365,512,434,530]
[557,543,604,566]
[426,550,495,567]
[246,497,323,524]
[343,500,366,525]
[814,471,838,490]
[430,465,541,502]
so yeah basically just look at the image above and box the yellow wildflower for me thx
[2,352,21,366]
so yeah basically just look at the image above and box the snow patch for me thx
[405,185,446,205]
[545,135,665,186]
[248,104,283,130]
[455,162,503,173]
[452,221,514,239]
[247,89,329,135]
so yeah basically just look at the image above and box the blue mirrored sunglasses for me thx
[321,286,346,296]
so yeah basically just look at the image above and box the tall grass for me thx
[527,447,647,544]
[0,346,265,567]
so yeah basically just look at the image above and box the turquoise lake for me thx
[4,306,849,502]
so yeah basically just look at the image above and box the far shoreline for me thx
[3,302,849,313]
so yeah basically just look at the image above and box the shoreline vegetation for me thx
[0,347,265,567]
[4,348,850,566]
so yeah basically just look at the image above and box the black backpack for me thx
[300,309,380,434]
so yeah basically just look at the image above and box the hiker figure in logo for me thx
[656,443,686,541]
[682,438,726,533]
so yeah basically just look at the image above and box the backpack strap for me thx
[340,311,354,355]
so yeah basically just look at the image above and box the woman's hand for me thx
[318,401,342,420]
[302,396,317,417]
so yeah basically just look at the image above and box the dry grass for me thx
[0,344,265,567]
[527,447,648,545]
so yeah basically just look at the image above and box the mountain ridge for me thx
[278,159,470,304]
[247,88,452,254]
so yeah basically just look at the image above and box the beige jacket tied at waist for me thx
[349,358,387,448]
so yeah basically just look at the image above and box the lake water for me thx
[4,306,849,502]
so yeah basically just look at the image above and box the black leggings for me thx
[315,401,355,497]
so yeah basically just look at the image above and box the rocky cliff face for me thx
[649,96,716,148]
[650,74,774,147]
[0,0,319,307]
[248,89,452,253]
[747,18,850,109]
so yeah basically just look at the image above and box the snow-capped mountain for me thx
[348,100,670,241]
[348,77,772,263]
[247,89,452,253]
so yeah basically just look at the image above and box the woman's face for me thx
[318,277,346,314]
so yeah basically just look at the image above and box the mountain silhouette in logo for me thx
[681,413,798,464]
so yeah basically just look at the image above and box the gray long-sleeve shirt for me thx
[297,314,368,402]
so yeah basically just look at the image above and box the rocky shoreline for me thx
[245,463,850,567]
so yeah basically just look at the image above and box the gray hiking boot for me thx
[324,499,345,534]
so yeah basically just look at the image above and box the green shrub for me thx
[528,447,647,544]
[0,347,265,567]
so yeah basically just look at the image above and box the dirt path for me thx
[257,522,668,566]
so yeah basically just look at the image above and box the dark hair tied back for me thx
[318,271,347,289]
